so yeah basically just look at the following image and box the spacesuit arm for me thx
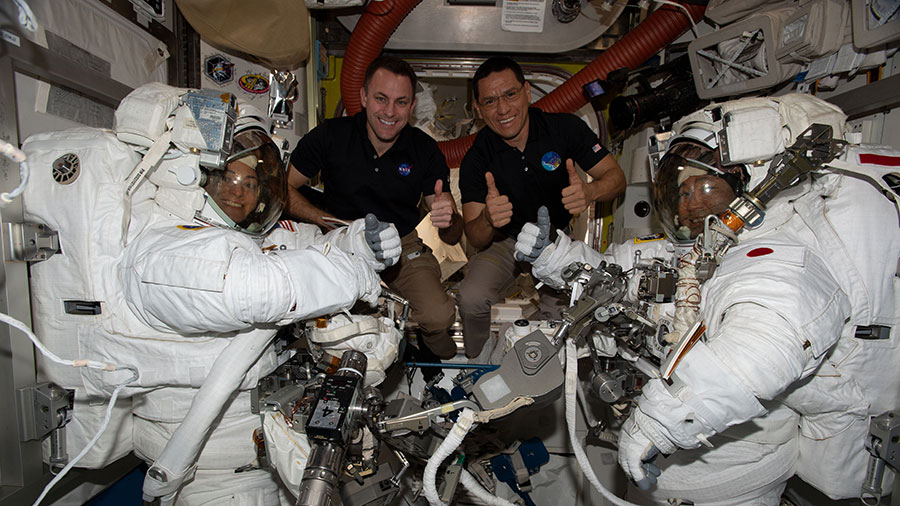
[628,269,850,453]
[123,228,381,333]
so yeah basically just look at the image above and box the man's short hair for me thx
[472,57,526,100]
[364,55,418,94]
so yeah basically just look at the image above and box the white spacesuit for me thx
[23,83,402,505]
[515,94,900,505]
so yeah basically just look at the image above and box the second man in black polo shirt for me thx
[286,56,463,359]
[458,56,626,359]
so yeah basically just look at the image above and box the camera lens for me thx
[634,200,652,218]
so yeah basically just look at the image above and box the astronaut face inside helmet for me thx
[202,128,287,235]
[654,140,748,243]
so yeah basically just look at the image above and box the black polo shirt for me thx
[289,111,450,237]
[459,108,610,237]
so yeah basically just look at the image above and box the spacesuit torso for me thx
[699,151,900,498]
[530,143,900,504]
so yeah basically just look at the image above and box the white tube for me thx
[142,329,275,502]
[423,408,477,506]
[459,469,517,506]
[565,340,642,506]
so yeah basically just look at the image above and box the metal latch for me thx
[17,382,73,442]
[6,222,59,262]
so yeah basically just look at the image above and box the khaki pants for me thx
[381,231,457,358]
[457,237,527,358]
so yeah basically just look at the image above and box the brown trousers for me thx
[380,231,458,358]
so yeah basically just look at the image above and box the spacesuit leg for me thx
[382,231,457,359]
[457,237,522,358]
[172,468,288,506]
[133,390,284,506]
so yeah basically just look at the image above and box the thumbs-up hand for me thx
[515,206,552,263]
[364,213,401,269]
[484,172,513,228]
[430,179,453,229]
[561,159,589,215]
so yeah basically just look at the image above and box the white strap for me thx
[121,130,172,243]
[309,316,388,347]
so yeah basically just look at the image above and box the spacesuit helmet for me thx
[201,104,287,236]
[652,95,848,244]
[653,127,749,244]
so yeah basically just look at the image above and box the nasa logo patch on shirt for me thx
[177,224,210,230]
[398,163,412,176]
[541,151,561,171]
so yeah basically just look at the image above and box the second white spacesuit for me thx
[516,94,900,505]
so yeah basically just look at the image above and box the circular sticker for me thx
[397,163,412,176]
[238,73,270,94]
[541,151,561,171]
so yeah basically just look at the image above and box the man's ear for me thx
[473,102,482,120]
[359,86,367,109]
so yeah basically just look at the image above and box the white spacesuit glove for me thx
[618,408,669,491]
[365,213,401,269]
[515,206,552,263]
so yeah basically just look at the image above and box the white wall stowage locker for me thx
[14,0,169,138]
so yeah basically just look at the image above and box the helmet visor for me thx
[204,129,286,235]
[653,142,738,244]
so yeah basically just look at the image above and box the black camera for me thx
[608,56,704,131]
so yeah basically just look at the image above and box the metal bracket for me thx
[17,382,73,442]
[861,411,900,505]
[5,222,59,262]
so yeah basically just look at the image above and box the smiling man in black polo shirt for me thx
[286,55,463,359]
[458,56,626,359]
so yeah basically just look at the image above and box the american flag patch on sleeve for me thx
[592,143,601,153]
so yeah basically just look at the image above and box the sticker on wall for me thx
[541,151,561,171]
[239,72,270,94]
[204,54,235,86]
